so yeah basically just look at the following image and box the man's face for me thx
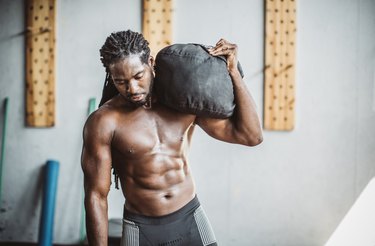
[109,55,155,106]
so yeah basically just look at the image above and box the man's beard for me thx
[127,93,150,107]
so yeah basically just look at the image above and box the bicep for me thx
[195,117,238,144]
[81,116,113,198]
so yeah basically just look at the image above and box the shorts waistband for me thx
[123,195,200,225]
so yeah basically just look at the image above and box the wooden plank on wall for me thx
[264,0,296,131]
[142,0,173,57]
[25,0,56,127]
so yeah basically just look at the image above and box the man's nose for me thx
[127,80,140,94]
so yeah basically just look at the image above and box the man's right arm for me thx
[81,111,114,246]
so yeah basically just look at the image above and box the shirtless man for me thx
[81,30,263,246]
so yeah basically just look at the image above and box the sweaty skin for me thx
[81,39,263,246]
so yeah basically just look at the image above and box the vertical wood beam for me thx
[264,0,297,131]
[25,0,56,127]
[142,0,173,57]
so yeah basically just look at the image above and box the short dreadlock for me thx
[98,30,151,107]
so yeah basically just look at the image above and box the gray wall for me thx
[0,0,374,245]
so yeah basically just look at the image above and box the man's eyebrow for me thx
[133,69,145,77]
[113,69,145,81]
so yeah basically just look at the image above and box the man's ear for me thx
[148,56,155,67]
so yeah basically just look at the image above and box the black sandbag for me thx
[154,43,244,118]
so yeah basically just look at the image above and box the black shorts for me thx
[121,196,218,246]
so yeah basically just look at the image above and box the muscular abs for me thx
[110,103,196,216]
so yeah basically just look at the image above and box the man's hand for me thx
[208,39,239,74]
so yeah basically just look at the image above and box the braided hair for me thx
[98,30,151,107]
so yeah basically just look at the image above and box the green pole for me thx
[80,98,96,244]
[0,98,9,205]
[88,98,96,116]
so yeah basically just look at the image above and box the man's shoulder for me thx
[83,104,119,135]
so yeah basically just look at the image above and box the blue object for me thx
[38,160,59,246]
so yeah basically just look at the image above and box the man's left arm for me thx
[195,39,263,146]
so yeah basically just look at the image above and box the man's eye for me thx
[135,74,144,80]
[114,80,125,85]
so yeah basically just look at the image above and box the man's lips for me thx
[130,94,145,102]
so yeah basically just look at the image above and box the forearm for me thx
[203,39,263,145]
[229,69,263,146]
[85,194,109,246]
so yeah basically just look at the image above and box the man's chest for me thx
[111,106,195,156]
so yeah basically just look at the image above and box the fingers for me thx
[216,38,226,46]
[207,39,239,72]
[208,40,237,57]
[209,47,235,56]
